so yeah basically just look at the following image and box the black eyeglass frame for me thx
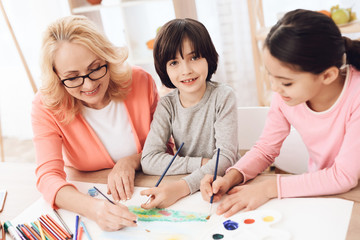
[60,64,108,88]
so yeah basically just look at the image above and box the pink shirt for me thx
[32,66,159,207]
[231,66,360,198]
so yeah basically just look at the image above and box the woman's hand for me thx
[216,178,278,218]
[107,153,141,201]
[93,198,138,231]
[140,180,190,209]
[55,185,137,231]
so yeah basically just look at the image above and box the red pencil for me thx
[39,223,56,240]
[77,226,83,240]
[24,223,41,240]
[41,216,67,240]
[45,215,72,239]
[39,218,64,240]
[19,225,36,240]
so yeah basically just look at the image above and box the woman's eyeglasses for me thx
[60,64,108,88]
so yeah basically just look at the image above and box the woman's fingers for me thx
[120,175,132,200]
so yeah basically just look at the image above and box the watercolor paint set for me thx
[201,209,291,240]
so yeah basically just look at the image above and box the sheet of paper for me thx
[11,181,354,240]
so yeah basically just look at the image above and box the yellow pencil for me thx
[36,220,46,240]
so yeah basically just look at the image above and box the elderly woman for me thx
[32,15,160,231]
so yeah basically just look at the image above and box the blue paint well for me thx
[223,219,239,230]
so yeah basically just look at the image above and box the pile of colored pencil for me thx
[15,215,72,240]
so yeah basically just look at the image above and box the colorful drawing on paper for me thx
[128,206,208,222]
[201,210,291,240]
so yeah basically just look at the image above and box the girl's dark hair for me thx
[154,18,218,88]
[265,9,360,73]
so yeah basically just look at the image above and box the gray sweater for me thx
[141,81,239,193]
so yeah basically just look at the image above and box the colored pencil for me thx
[45,215,71,240]
[35,221,46,240]
[39,217,64,240]
[93,186,114,204]
[38,218,63,240]
[74,216,79,240]
[19,225,34,240]
[15,226,27,240]
[144,142,184,204]
[31,222,46,240]
[53,210,73,238]
[38,224,55,240]
[92,186,137,224]
[208,148,220,218]
[80,221,92,240]
[16,226,28,240]
[41,216,67,240]
[23,224,40,240]
[76,226,83,240]
[30,223,48,240]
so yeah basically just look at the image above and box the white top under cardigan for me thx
[82,100,137,162]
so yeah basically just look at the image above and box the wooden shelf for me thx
[248,0,360,106]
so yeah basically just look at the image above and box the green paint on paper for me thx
[128,206,208,222]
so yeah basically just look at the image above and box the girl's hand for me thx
[140,180,190,209]
[200,175,231,203]
[216,178,277,218]
[107,153,141,201]
[93,199,138,231]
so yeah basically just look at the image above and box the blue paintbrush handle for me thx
[210,148,220,204]
[155,142,184,187]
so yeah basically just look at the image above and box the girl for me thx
[140,18,239,209]
[201,9,360,217]
[32,15,159,230]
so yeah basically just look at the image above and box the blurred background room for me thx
[0,0,359,162]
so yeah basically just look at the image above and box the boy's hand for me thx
[140,180,190,209]
[200,175,231,203]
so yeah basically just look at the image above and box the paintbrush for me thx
[207,148,220,220]
[144,142,185,205]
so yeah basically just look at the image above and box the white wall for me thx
[0,0,359,139]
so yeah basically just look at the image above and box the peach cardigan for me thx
[31,66,159,207]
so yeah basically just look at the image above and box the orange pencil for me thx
[45,215,71,239]
[19,225,36,240]
[24,223,41,240]
[39,222,56,240]
[77,227,83,240]
[41,216,67,240]
[39,219,62,240]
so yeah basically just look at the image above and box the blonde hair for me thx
[40,15,132,124]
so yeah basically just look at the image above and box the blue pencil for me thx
[208,148,220,218]
[80,221,92,240]
[144,142,185,204]
[74,215,79,240]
